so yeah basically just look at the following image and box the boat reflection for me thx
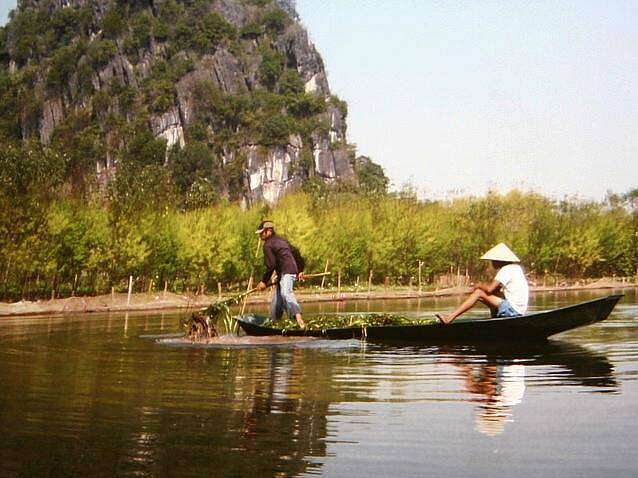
[443,340,617,436]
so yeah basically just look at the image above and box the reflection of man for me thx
[474,364,526,436]
[255,220,306,328]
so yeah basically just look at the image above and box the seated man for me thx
[436,243,529,324]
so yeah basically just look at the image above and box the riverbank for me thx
[0,278,636,318]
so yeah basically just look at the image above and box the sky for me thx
[2,0,637,200]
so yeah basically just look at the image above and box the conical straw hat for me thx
[480,243,520,262]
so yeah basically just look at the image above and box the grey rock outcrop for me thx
[10,0,360,205]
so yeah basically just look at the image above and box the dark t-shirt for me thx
[261,235,305,284]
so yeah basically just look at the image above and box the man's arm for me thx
[474,280,502,295]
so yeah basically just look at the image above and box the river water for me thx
[0,289,636,477]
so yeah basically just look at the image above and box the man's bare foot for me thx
[435,313,452,325]
[296,315,306,328]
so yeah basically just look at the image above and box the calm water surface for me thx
[0,290,637,477]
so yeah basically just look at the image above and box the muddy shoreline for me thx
[0,278,635,318]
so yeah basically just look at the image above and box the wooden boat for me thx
[234,294,623,344]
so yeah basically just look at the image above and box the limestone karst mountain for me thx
[0,0,387,205]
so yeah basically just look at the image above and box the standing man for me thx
[255,220,306,328]
[436,243,529,324]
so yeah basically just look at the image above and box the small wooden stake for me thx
[320,260,329,290]
[368,270,373,296]
[127,275,133,306]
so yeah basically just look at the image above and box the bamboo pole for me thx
[218,282,222,300]
[337,270,341,296]
[368,270,373,296]
[241,238,262,315]
[303,272,331,279]
[418,260,423,294]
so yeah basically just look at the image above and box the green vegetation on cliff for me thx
[1,0,370,206]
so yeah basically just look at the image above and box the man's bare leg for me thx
[436,290,502,324]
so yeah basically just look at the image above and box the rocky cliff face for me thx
[3,0,360,204]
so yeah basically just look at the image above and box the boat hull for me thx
[234,294,623,344]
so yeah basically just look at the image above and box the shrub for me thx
[239,22,262,39]
[47,45,80,88]
[260,114,291,146]
[287,93,325,117]
[279,69,304,95]
[131,12,152,49]
[262,8,290,33]
[50,7,92,45]
[101,7,126,39]
[87,39,117,68]
[259,47,285,89]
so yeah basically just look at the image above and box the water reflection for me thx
[455,361,525,436]
[442,341,617,436]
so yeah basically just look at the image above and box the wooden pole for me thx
[418,260,422,294]
[320,260,329,290]
[164,280,168,299]
[127,275,133,306]
[241,238,262,315]
[368,270,373,296]
[218,282,222,300]
[337,270,341,296]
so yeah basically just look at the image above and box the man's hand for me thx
[256,281,267,291]
[298,272,305,281]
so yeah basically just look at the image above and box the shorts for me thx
[496,299,521,318]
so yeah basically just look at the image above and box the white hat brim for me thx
[480,243,520,262]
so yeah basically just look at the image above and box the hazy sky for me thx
[2,1,636,200]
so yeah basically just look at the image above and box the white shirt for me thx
[494,264,529,314]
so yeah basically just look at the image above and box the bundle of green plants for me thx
[271,313,436,331]
[182,294,246,339]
